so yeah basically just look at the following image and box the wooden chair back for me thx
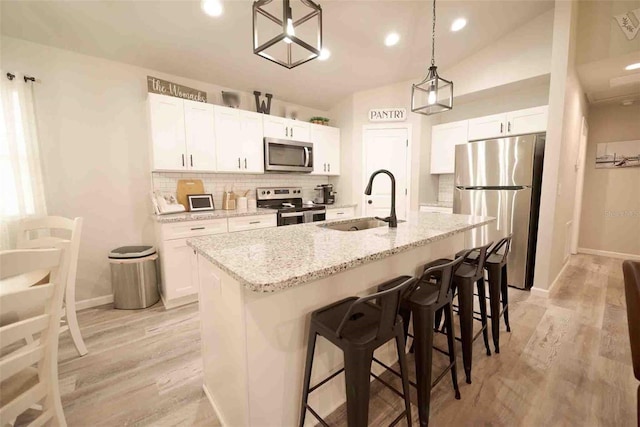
[0,243,70,426]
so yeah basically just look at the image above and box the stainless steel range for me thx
[256,187,326,226]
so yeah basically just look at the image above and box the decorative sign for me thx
[595,140,640,169]
[613,8,640,40]
[147,76,207,102]
[254,91,273,114]
[368,108,407,122]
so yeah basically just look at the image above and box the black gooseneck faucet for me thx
[364,169,398,228]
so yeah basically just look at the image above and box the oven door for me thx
[278,211,305,226]
[304,210,326,223]
[264,138,313,173]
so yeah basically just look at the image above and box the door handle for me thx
[190,155,193,167]
[238,157,241,169]
[367,200,373,205]
[245,158,247,169]
[182,154,185,167]
[303,147,310,167]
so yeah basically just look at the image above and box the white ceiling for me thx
[0,0,554,110]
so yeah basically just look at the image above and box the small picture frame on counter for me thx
[187,194,215,212]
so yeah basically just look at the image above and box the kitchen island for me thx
[188,212,495,426]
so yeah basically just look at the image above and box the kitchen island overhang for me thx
[189,212,495,426]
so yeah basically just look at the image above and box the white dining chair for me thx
[16,216,87,357]
[0,244,70,427]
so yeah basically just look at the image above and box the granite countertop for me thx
[188,212,494,293]
[154,208,277,223]
[420,201,453,208]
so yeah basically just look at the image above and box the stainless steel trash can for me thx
[108,246,159,309]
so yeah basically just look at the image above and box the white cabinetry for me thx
[419,205,453,214]
[228,214,277,233]
[263,116,311,142]
[467,106,548,141]
[214,106,264,173]
[148,93,216,171]
[311,124,341,175]
[325,206,355,220]
[430,120,468,174]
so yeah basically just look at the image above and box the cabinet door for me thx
[240,111,265,173]
[467,113,506,141]
[506,106,548,135]
[325,126,340,175]
[287,120,311,142]
[148,93,186,170]
[214,106,243,172]
[161,238,198,300]
[430,120,469,174]
[263,115,287,139]
[310,124,328,174]
[184,100,216,171]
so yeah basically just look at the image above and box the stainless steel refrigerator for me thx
[453,133,545,289]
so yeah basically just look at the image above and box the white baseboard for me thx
[578,247,640,261]
[75,294,114,310]
[202,384,228,427]
[530,259,571,299]
[160,293,198,310]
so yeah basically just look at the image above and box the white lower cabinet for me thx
[159,238,201,302]
[419,205,453,214]
[228,214,277,233]
[325,206,356,220]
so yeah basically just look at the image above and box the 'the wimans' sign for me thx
[368,108,407,122]
[147,76,207,103]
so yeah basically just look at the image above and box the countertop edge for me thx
[154,209,278,223]
[188,216,495,293]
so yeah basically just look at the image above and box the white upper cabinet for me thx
[467,106,549,141]
[184,99,216,171]
[467,113,507,141]
[311,124,340,175]
[148,93,187,170]
[263,115,311,142]
[214,106,264,173]
[430,120,469,174]
[505,106,548,136]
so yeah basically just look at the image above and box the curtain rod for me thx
[6,72,37,82]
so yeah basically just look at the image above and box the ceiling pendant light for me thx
[253,0,322,69]
[411,0,453,116]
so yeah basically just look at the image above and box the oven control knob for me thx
[261,191,266,195]
[267,191,271,195]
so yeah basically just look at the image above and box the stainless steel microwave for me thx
[264,138,313,173]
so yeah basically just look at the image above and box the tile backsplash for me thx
[152,172,329,207]
[438,174,454,203]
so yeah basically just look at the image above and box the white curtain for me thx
[0,72,47,249]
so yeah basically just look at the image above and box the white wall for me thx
[579,103,640,257]
[1,35,328,302]
[533,0,589,294]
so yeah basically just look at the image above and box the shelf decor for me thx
[252,0,322,69]
[411,0,453,116]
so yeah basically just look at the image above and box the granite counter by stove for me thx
[154,208,277,223]
[193,211,495,426]
[188,212,493,293]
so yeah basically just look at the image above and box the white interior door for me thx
[363,127,409,220]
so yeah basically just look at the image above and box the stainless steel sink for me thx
[320,218,404,231]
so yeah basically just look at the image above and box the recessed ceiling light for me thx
[318,48,331,61]
[384,32,400,47]
[202,0,223,17]
[622,100,634,106]
[451,18,467,32]
[625,62,640,71]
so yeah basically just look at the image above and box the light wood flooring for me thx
[17,254,637,426]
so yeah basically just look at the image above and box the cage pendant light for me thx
[253,0,322,69]
[411,0,453,115]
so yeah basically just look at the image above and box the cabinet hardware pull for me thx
[291,128,294,138]
[286,127,289,137]
[508,122,511,132]
[244,158,247,169]
[328,163,331,172]
[367,200,372,204]
[191,227,205,230]
[337,212,344,215]
[324,163,326,172]
[182,154,185,167]
[238,158,241,169]
[190,155,193,167]
[500,123,504,133]
[249,221,260,224]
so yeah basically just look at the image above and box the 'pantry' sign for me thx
[369,108,407,122]
[147,76,207,102]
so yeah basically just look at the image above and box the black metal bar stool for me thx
[457,235,513,354]
[424,242,493,384]
[375,254,468,427]
[298,276,416,427]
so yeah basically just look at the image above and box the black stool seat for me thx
[299,276,416,427]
